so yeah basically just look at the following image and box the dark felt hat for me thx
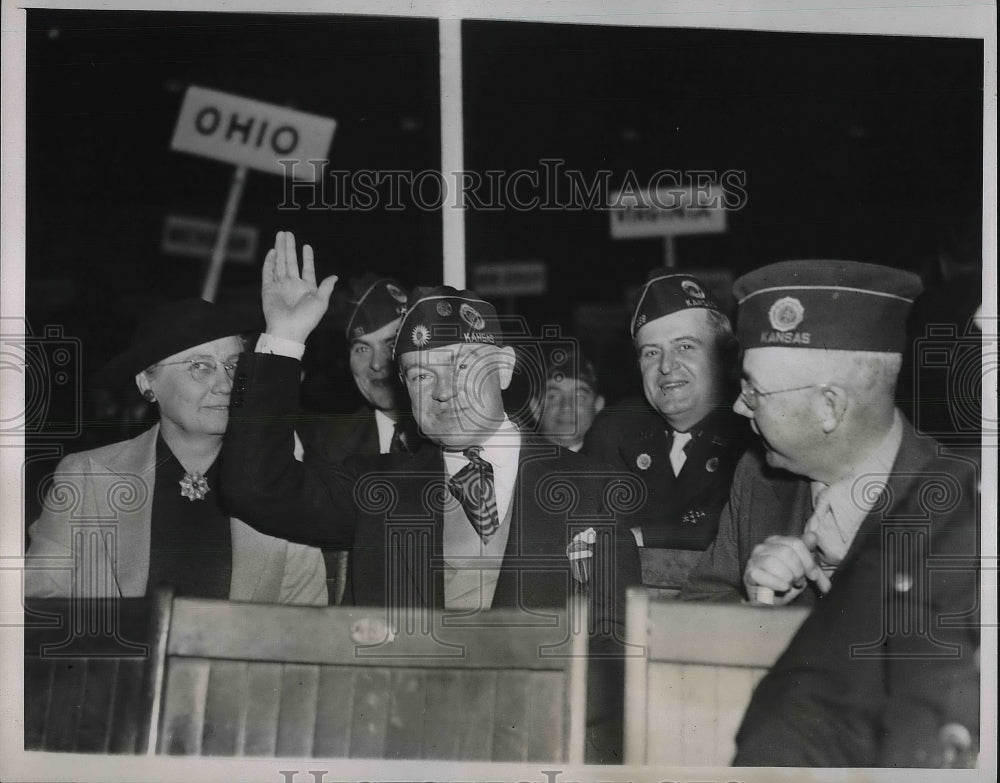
[631,272,722,338]
[344,275,409,339]
[98,298,252,386]
[733,260,923,352]
[394,285,503,358]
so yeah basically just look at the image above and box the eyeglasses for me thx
[154,358,237,384]
[739,378,824,410]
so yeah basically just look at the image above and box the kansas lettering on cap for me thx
[631,272,721,338]
[394,285,503,358]
[733,260,923,352]
[345,276,409,339]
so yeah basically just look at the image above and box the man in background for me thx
[535,347,604,453]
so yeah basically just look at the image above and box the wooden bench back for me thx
[624,588,809,765]
[150,594,588,762]
[24,597,157,754]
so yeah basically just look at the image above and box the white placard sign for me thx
[171,85,336,181]
[609,185,727,238]
[161,214,259,264]
[472,261,548,296]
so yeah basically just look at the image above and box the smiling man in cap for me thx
[583,272,751,590]
[221,233,640,760]
[681,259,979,766]
[300,273,419,461]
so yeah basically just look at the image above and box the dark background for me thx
[462,21,983,404]
[23,11,985,518]
[26,10,443,423]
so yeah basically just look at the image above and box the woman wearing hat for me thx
[24,298,327,604]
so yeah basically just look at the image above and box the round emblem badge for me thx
[636,453,652,470]
[768,296,805,332]
[436,300,453,317]
[385,283,407,303]
[634,313,648,330]
[411,324,431,348]
[681,280,706,299]
[705,457,720,473]
[459,303,486,330]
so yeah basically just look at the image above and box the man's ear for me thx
[497,346,517,390]
[594,394,606,414]
[135,371,152,398]
[814,384,848,433]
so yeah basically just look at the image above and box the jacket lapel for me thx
[356,407,381,457]
[102,425,159,597]
[229,519,282,601]
[395,446,445,609]
[619,423,670,480]
[837,421,931,571]
[493,442,566,608]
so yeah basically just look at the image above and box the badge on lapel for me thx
[567,527,596,585]
[705,457,720,473]
[636,453,652,470]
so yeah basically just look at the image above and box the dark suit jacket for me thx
[223,352,640,620]
[297,405,380,464]
[582,399,752,549]
[297,404,424,465]
[681,419,980,765]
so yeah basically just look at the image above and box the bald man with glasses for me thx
[680,260,979,767]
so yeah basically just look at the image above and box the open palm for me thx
[261,231,338,343]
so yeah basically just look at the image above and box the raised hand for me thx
[261,231,338,343]
[743,533,831,605]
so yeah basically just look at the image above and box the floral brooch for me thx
[179,471,210,501]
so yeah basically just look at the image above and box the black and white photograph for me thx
[1,1,995,781]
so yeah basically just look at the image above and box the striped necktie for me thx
[448,446,500,543]
[805,487,841,579]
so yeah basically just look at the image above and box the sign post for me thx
[608,185,727,268]
[170,85,336,301]
[201,165,248,301]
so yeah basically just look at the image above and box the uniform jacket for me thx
[682,419,980,766]
[222,352,640,617]
[24,425,328,605]
[582,399,752,550]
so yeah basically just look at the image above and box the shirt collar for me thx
[442,416,521,476]
[811,409,905,536]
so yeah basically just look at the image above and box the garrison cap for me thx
[394,285,503,358]
[631,272,722,338]
[733,260,923,352]
[345,275,409,339]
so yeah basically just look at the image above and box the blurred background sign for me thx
[170,85,336,181]
[609,185,728,239]
[161,214,259,264]
[472,260,548,296]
